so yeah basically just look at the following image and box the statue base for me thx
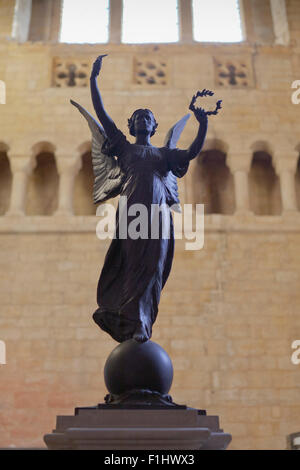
[43,406,232,450]
[103,389,185,407]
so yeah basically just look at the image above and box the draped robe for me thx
[93,128,189,342]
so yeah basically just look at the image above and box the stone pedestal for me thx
[44,406,231,450]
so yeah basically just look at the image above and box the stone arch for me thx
[73,147,96,215]
[25,143,59,215]
[31,141,56,157]
[249,151,282,215]
[77,141,91,156]
[0,142,12,215]
[202,138,229,155]
[193,148,235,215]
[250,140,274,156]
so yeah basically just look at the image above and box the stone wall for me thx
[1,222,300,450]
[0,0,15,40]
[1,0,300,450]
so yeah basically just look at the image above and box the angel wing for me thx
[70,100,125,204]
[163,114,190,213]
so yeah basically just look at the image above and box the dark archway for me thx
[295,155,300,211]
[249,151,282,215]
[0,151,12,215]
[73,151,96,215]
[25,152,59,215]
[193,150,235,214]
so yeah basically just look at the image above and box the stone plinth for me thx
[44,407,232,450]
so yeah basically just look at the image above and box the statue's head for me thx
[128,109,158,137]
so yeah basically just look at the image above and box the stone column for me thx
[109,0,122,43]
[274,153,298,213]
[270,0,290,45]
[227,154,252,214]
[5,155,36,216]
[178,0,193,43]
[54,156,81,216]
[12,0,32,43]
[280,170,298,211]
[29,0,62,41]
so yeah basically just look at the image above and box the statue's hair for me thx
[128,109,158,137]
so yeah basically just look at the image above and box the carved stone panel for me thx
[133,57,169,86]
[213,56,255,88]
[53,58,90,87]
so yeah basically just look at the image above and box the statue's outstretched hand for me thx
[190,102,208,125]
[91,54,108,78]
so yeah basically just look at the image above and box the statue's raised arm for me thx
[163,89,222,178]
[186,89,222,161]
[90,54,117,139]
[70,54,126,204]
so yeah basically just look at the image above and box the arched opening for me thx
[73,151,95,215]
[295,155,300,210]
[249,151,282,215]
[25,152,59,215]
[193,150,235,215]
[0,149,12,215]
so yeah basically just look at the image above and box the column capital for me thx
[273,151,299,174]
[55,156,82,176]
[9,155,36,175]
[226,153,252,173]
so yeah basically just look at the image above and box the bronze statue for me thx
[71,55,222,344]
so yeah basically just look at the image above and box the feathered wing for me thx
[70,100,125,204]
[163,114,190,213]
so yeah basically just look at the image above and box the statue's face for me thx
[133,110,155,135]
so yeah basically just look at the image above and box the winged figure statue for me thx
[71,55,221,344]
